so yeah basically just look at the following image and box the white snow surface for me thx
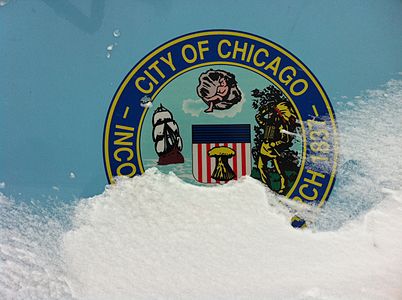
[1,79,402,299]
[62,172,402,300]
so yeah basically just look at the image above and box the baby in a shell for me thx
[196,69,242,113]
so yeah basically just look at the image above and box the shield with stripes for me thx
[192,124,251,184]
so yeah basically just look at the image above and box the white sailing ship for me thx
[152,104,184,165]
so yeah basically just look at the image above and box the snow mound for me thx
[62,170,402,299]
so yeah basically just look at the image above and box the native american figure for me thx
[255,102,297,194]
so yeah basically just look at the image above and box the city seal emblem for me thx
[103,30,338,215]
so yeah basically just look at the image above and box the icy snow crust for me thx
[1,79,402,299]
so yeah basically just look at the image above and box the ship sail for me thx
[153,121,179,142]
[152,109,173,126]
[151,104,184,165]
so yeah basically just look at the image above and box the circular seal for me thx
[103,30,338,207]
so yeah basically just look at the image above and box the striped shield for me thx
[192,124,251,184]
